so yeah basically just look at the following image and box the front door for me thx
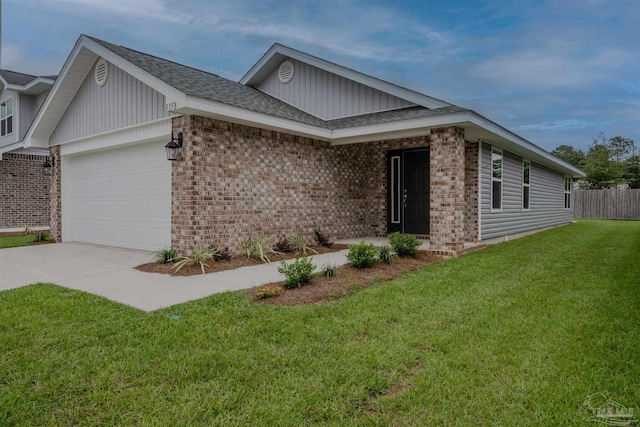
[387,149,430,235]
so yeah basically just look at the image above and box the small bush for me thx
[388,232,422,258]
[154,247,179,264]
[173,241,216,274]
[346,241,379,268]
[278,254,316,288]
[273,236,293,253]
[290,229,318,255]
[254,284,285,299]
[321,261,338,277]
[211,246,231,262]
[242,234,279,263]
[378,245,396,263]
[314,229,334,248]
[32,231,51,242]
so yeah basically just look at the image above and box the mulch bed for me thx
[135,244,348,277]
[253,251,443,306]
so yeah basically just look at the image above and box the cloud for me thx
[1,44,62,75]
[472,45,628,89]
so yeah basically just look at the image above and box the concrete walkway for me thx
[0,243,349,312]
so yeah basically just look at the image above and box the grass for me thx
[0,235,35,249]
[1,220,638,425]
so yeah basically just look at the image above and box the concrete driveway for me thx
[0,243,349,312]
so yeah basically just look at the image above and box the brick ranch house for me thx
[0,70,55,229]
[22,35,584,256]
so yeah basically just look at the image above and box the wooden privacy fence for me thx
[574,189,640,220]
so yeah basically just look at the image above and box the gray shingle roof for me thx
[0,69,39,85]
[88,36,464,131]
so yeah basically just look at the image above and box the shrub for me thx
[346,241,379,268]
[242,234,279,263]
[254,284,285,299]
[278,254,316,288]
[290,229,317,255]
[211,246,231,262]
[273,236,293,253]
[173,241,216,274]
[32,231,51,242]
[388,232,422,258]
[321,261,338,277]
[378,245,396,263]
[154,247,179,264]
[314,229,334,248]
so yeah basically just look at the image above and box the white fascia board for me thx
[330,112,470,144]
[465,114,586,178]
[59,117,171,156]
[2,78,56,95]
[240,44,451,109]
[24,35,186,150]
[0,140,26,156]
[180,96,333,141]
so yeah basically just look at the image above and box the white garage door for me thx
[66,140,171,251]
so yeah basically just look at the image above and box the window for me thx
[522,159,531,210]
[564,177,572,209]
[0,98,13,137]
[491,147,503,210]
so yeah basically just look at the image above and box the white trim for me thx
[522,158,531,211]
[391,155,400,224]
[240,44,451,109]
[491,146,503,212]
[564,176,572,210]
[59,117,171,156]
[0,96,14,138]
[477,141,482,241]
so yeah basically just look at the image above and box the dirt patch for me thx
[254,251,443,306]
[135,244,348,277]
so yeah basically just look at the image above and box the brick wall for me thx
[49,146,61,241]
[0,153,50,228]
[170,115,432,254]
[464,141,479,242]
[429,126,466,256]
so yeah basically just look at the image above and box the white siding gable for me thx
[257,58,415,120]
[51,59,169,145]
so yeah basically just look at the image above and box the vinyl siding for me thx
[36,89,50,112]
[258,58,415,120]
[51,60,169,145]
[19,93,36,139]
[480,142,572,240]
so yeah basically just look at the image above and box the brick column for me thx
[49,145,62,242]
[430,127,465,256]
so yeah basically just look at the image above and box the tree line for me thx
[551,134,640,189]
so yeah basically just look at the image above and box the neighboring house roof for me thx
[22,34,585,177]
[0,69,56,95]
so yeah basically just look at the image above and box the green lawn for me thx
[1,220,638,426]
[0,235,35,249]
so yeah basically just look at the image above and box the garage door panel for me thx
[67,140,171,251]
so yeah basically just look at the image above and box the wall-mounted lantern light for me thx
[42,156,55,176]
[165,132,183,161]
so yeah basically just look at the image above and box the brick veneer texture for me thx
[464,141,479,242]
[171,115,435,254]
[0,153,51,228]
[429,126,466,256]
[49,146,61,241]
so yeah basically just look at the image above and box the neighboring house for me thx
[0,70,55,229]
[23,35,585,255]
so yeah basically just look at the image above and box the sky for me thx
[1,0,638,152]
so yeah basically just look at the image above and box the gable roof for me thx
[21,35,584,177]
[0,69,56,94]
[241,43,452,110]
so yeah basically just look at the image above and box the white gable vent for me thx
[95,58,109,87]
[278,60,295,84]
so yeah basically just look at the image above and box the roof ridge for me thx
[85,35,227,82]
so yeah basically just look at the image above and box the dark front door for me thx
[387,149,430,235]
